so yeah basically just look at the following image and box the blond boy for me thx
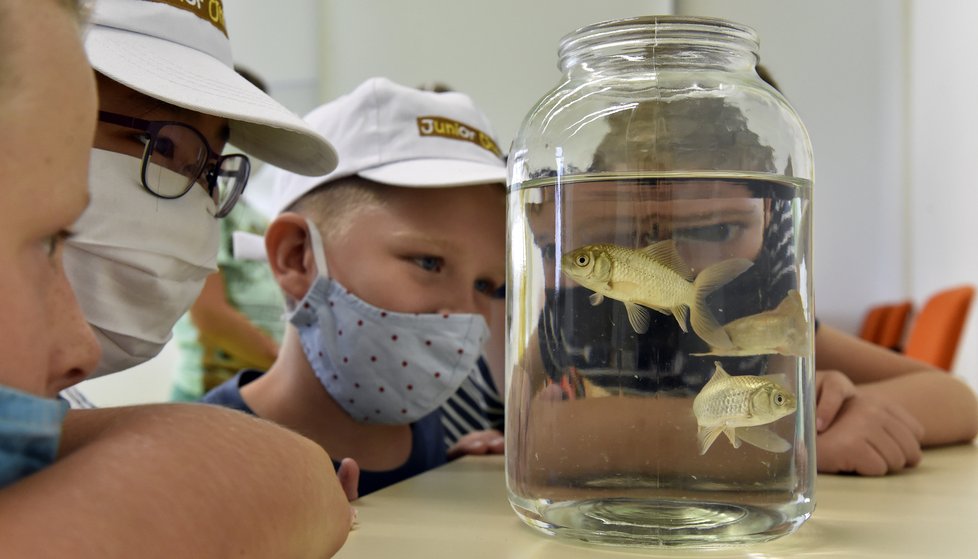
[204,78,507,495]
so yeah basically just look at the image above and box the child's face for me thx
[325,183,506,323]
[0,0,101,396]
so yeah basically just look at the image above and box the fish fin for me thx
[725,428,742,449]
[689,258,753,350]
[673,304,690,333]
[697,425,725,455]
[737,426,792,453]
[774,290,812,356]
[624,302,651,334]
[764,373,791,388]
[712,361,732,380]
[641,240,694,281]
[777,289,804,313]
[589,292,605,306]
[700,361,731,390]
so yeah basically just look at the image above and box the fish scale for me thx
[605,245,690,310]
[695,375,771,425]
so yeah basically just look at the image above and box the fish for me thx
[692,289,811,357]
[692,362,797,455]
[560,241,752,350]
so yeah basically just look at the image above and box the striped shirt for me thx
[439,357,504,449]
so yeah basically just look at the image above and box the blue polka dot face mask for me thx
[288,220,489,424]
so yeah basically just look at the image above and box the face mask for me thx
[0,385,68,489]
[63,149,219,375]
[289,220,489,424]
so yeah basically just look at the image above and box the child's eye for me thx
[474,279,496,296]
[414,256,443,273]
[673,222,745,244]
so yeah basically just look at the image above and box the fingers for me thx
[816,395,923,476]
[881,405,924,469]
[447,430,505,459]
[337,457,360,502]
[814,370,855,432]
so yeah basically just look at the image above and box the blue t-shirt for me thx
[202,370,446,496]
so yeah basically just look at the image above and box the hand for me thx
[815,370,858,433]
[447,429,504,459]
[816,386,925,476]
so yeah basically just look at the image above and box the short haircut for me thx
[288,176,388,242]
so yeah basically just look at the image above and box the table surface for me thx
[335,442,978,559]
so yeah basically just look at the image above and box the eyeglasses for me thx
[97,111,250,218]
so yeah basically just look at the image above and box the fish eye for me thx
[575,254,589,267]
[775,393,785,405]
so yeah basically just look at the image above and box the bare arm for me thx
[0,404,351,558]
[190,273,279,370]
[816,324,978,447]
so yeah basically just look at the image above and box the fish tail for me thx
[689,258,753,350]
[776,289,812,356]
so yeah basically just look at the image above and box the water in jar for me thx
[505,171,815,547]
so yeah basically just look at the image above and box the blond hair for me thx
[288,176,388,242]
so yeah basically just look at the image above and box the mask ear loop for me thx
[303,218,330,279]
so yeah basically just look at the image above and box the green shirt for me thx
[171,201,285,401]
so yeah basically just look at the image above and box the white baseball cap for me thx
[269,77,507,215]
[85,0,337,176]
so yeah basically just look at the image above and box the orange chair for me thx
[858,304,891,344]
[903,285,976,370]
[877,301,913,351]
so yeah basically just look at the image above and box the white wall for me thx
[909,0,978,386]
[225,0,324,115]
[318,0,674,150]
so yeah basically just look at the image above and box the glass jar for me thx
[505,15,815,547]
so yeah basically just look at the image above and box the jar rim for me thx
[558,15,759,68]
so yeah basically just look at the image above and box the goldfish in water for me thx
[560,241,751,350]
[693,290,811,357]
[692,362,797,455]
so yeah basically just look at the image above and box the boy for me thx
[0,1,352,556]
[204,78,507,495]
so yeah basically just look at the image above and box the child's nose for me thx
[52,276,101,387]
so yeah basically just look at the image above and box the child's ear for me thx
[265,212,318,301]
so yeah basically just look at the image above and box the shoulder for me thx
[200,370,264,414]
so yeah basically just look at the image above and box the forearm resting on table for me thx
[858,372,978,447]
[0,404,350,558]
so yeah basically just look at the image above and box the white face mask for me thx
[289,221,489,424]
[62,149,220,375]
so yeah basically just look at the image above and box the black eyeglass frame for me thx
[97,110,250,218]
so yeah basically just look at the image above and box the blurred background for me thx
[78,0,978,404]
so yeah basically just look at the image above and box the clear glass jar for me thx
[505,15,815,547]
